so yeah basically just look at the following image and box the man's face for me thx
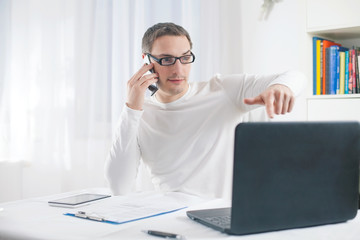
[149,35,192,102]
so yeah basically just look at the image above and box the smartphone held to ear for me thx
[143,55,158,96]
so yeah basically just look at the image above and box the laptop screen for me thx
[231,121,360,234]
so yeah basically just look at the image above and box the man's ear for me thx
[142,53,146,59]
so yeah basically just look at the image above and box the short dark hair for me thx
[142,22,193,54]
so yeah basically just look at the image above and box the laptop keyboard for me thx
[205,215,231,228]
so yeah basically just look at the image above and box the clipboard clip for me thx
[75,211,106,222]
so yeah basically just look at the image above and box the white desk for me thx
[0,189,359,240]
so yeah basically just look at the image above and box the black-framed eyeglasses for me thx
[147,52,195,66]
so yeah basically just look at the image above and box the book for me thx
[337,47,349,95]
[339,51,345,94]
[356,49,360,93]
[320,41,323,94]
[313,37,325,95]
[350,48,357,94]
[327,46,338,95]
[358,54,360,92]
[322,40,341,94]
[316,39,322,95]
[345,50,349,94]
[336,47,340,94]
[352,49,357,93]
[349,49,354,93]
[325,47,331,94]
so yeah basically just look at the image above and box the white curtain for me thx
[0,0,241,199]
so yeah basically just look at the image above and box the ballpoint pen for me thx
[142,230,184,239]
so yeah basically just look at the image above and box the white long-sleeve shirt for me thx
[105,71,306,199]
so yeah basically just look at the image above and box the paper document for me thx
[65,192,203,224]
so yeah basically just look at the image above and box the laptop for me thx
[187,121,360,235]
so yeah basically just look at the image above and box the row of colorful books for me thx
[312,36,360,95]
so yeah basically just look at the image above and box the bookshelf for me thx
[306,0,360,121]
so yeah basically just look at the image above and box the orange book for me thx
[322,40,341,94]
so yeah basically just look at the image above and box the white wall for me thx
[238,0,310,121]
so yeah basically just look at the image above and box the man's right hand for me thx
[126,63,158,110]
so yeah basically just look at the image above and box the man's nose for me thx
[172,58,183,71]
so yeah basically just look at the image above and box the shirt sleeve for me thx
[104,105,143,195]
[217,70,307,112]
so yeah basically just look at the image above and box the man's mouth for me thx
[168,77,185,84]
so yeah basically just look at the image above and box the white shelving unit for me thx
[306,0,360,121]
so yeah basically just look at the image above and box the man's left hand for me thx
[243,84,295,119]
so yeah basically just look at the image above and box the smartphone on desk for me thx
[144,54,158,96]
[48,193,111,208]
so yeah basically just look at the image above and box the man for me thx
[105,22,306,199]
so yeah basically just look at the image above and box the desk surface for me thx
[0,189,359,240]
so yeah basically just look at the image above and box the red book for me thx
[349,49,353,93]
[322,40,341,94]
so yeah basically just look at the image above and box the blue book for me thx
[328,46,337,95]
[325,47,331,94]
[336,48,340,94]
[345,50,349,94]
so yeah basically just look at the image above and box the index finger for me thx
[243,95,265,106]
[128,63,155,85]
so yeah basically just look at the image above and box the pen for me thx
[75,211,105,222]
[142,230,184,239]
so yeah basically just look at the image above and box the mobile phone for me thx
[48,193,111,208]
[144,55,158,96]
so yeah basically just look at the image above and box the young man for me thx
[105,22,306,199]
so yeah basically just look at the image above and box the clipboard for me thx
[62,192,196,225]
[64,207,187,225]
